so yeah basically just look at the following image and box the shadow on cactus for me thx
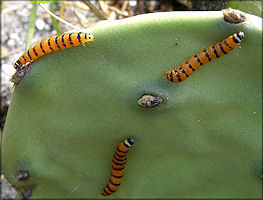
[2,9,262,199]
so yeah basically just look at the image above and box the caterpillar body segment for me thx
[101,138,135,196]
[165,32,244,83]
[14,32,94,69]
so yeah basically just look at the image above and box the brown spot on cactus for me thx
[16,170,29,181]
[10,65,31,84]
[137,94,164,108]
[223,8,246,23]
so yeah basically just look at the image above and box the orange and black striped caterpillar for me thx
[101,138,135,196]
[165,32,244,83]
[14,32,94,69]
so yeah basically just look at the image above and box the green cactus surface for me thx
[226,0,262,17]
[2,11,262,198]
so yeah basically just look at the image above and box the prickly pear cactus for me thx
[2,10,262,199]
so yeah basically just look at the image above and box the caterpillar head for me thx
[236,31,245,42]
[82,33,94,43]
[164,70,170,80]
[125,138,135,147]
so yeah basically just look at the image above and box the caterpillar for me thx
[101,138,135,196]
[14,32,94,69]
[165,32,244,83]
